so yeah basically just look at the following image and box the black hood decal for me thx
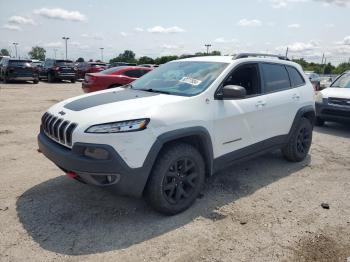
[64,89,159,111]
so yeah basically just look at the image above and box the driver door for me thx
[213,63,268,158]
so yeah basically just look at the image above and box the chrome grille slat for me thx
[59,121,69,143]
[49,117,58,136]
[53,118,63,140]
[41,112,78,148]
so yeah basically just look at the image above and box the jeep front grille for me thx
[328,97,350,107]
[41,112,77,147]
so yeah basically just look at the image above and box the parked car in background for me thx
[32,60,43,69]
[82,66,152,93]
[39,59,77,83]
[320,76,334,89]
[0,55,10,63]
[108,62,137,68]
[0,58,39,83]
[76,62,107,79]
[315,71,350,126]
[305,71,321,91]
[138,64,159,68]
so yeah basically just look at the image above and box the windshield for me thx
[131,61,228,96]
[9,60,32,67]
[331,72,350,88]
[55,60,74,67]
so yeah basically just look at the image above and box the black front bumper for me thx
[316,102,350,123]
[37,131,151,197]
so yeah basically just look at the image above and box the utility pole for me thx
[62,37,70,60]
[12,42,18,58]
[53,48,57,59]
[285,47,289,58]
[100,47,104,62]
[321,53,325,64]
[205,44,212,55]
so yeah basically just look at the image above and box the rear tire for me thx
[3,76,8,83]
[282,117,313,162]
[315,117,325,127]
[33,79,39,84]
[145,143,205,215]
[71,78,76,83]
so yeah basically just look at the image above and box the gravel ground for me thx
[0,81,350,262]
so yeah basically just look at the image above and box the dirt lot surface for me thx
[0,81,350,262]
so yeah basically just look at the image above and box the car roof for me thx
[174,55,303,69]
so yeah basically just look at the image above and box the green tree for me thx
[28,46,46,60]
[110,50,137,63]
[138,56,155,64]
[334,62,350,75]
[0,48,10,56]
[323,63,335,74]
[76,57,85,62]
[154,55,179,65]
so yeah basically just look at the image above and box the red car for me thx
[76,62,107,79]
[82,66,152,93]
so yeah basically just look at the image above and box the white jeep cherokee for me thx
[38,53,315,215]
[315,71,350,126]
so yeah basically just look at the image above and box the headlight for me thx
[85,119,150,133]
[315,92,323,103]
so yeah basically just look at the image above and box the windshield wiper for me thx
[138,88,170,94]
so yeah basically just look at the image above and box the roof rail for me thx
[233,53,290,61]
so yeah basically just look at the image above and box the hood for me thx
[47,88,188,127]
[320,87,350,99]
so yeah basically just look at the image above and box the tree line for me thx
[1,47,349,75]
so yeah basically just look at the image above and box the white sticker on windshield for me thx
[179,77,202,86]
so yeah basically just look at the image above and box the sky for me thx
[0,0,349,64]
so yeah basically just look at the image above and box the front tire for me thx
[145,143,205,215]
[33,79,39,84]
[71,78,76,83]
[282,117,313,162]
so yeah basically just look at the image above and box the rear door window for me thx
[261,63,291,93]
[286,66,305,87]
[124,70,143,78]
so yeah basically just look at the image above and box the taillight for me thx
[53,66,59,71]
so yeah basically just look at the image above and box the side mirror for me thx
[221,85,247,99]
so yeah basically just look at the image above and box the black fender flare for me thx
[143,126,214,178]
[287,105,315,141]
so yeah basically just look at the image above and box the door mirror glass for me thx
[222,85,247,99]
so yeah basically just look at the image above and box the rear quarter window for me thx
[286,66,305,87]
[261,63,291,93]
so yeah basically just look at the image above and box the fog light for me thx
[84,147,109,160]
[106,175,113,183]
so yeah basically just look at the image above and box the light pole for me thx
[62,37,70,59]
[100,47,104,62]
[205,44,212,55]
[53,48,58,59]
[13,42,18,58]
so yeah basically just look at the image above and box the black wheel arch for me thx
[288,105,315,140]
[144,127,214,184]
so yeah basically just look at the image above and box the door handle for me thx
[255,101,266,107]
[292,94,300,101]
